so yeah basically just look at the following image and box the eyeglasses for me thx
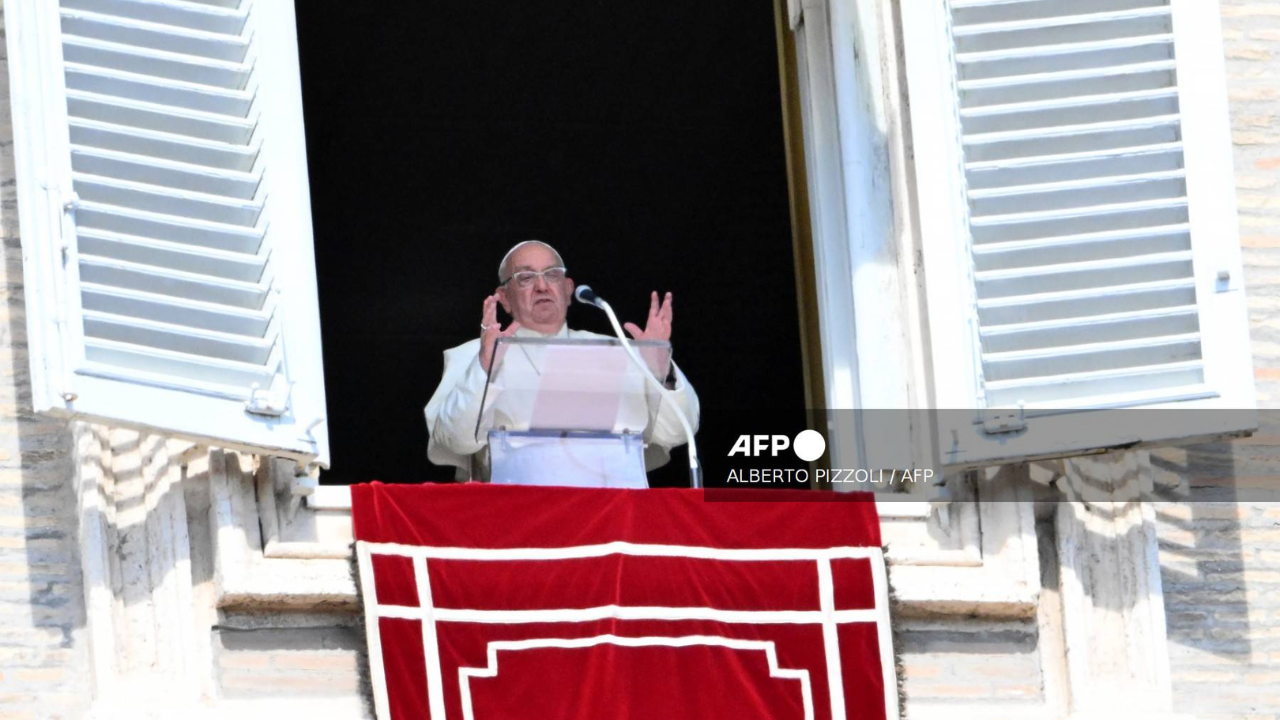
[504,266,567,288]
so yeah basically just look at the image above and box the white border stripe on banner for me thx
[356,543,392,720]
[457,635,815,720]
[871,551,901,720]
[361,541,881,562]
[374,605,881,625]
[817,558,849,720]
[413,556,447,720]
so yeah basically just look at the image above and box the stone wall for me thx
[0,11,92,720]
[1149,3,1280,719]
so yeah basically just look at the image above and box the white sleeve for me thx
[428,353,492,458]
[645,362,700,450]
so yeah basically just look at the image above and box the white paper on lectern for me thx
[488,342,652,435]
[528,344,648,432]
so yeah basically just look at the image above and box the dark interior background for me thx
[295,1,806,486]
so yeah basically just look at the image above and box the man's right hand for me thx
[479,293,521,372]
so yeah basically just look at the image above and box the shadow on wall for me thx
[0,63,93,712]
[1152,442,1251,658]
[1149,424,1280,713]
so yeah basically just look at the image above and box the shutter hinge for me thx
[981,404,1026,435]
[245,375,292,417]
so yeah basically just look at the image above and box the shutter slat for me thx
[965,142,1183,189]
[957,59,1175,90]
[970,196,1187,227]
[980,305,1199,353]
[961,65,1176,108]
[983,332,1200,381]
[83,339,274,391]
[964,116,1181,163]
[71,120,258,171]
[969,169,1183,200]
[63,36,251,89]
[972,225,1190,271]
[66,64,254,116]
[952,0,1165,24]
[953,6,1171,36]
[961,87,1177,120]
[61,8,249,62]
[83,310,273,364]
[68,91,256,144]
[956,32,1173,64]
[974,250,1191,299]
[71,146,261,199]
[962,92,1178,135]
[73,173,263,226]
[81,283,271,337]
[969,170,1184,216]
[971,200,1188,244]
[959,43,1175,82]
[966,140,1180,169]
[955,14,1173,56]
[964,114,1179,145]
[78,228,266,282]
[977,277,1196,325]
[61,0,249,36]
[79,255,269,309]
[984,361,1204,407]
[76,201,263,253]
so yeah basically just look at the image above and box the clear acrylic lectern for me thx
[476,337,672,489]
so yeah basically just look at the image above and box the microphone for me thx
[574,285,602,307]
[573,284,702,489]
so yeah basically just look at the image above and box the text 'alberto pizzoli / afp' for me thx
[725,468,936,485]
[724,431,936,485]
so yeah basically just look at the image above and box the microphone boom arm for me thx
[576,286,702,489]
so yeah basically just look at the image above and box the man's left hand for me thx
[624,291,674,380]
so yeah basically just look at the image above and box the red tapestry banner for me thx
[351,482,895,720]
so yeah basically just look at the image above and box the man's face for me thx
[496,244,574,332]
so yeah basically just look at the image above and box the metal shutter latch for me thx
[982,404,1026,435]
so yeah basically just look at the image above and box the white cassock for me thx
[425,324,700,481]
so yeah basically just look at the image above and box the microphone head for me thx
[574,285,599,305]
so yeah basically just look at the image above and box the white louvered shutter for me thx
[5,0,329,465]
[903,0,1255,467]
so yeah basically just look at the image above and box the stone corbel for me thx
[889,469,1041,618]
[208,450,354,610]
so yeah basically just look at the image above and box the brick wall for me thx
[898,618,1043,706]
[214,622,362,700]
[0,11,93,720]
[1152,3,1280,719]
[1157,497,1280,718]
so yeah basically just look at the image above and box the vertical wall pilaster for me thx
[1054,451,1178,718]
[73,423,212,715]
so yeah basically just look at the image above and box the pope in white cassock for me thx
[425,240,700,481]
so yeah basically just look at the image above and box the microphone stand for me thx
[578,288,702,489]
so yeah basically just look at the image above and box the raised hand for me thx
[479,293,521,372]
[624,291,673,379]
